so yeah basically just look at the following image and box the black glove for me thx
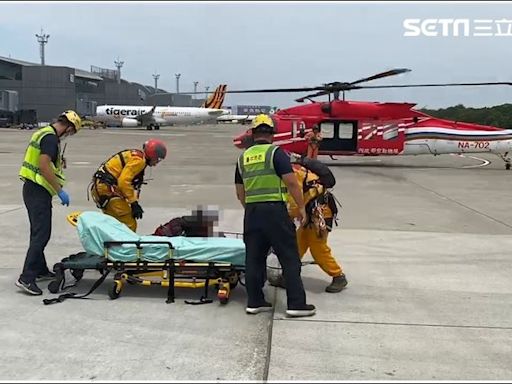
[131,201,144,219]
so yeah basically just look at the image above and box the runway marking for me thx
[452,154,491,169]
[102,132,186,137]
[71,162,91,165]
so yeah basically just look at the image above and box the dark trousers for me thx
[243,202,307,309]
[20,181,52,283]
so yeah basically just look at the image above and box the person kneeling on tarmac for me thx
[89,139,167,232]
[269,158,348,293]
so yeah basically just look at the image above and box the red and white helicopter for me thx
[226,69,512,168]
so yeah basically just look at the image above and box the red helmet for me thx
[143,139,167,163]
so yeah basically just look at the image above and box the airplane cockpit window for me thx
[338,123,354,139]
[320,122,335,139]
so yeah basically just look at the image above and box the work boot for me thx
[325,274,348,293]
[268,274,286,289]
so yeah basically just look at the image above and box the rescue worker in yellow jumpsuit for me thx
[90,139,167,232]
[271,161,348,293]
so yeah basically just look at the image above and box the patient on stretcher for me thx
[153,206,222,237]
[76,211,246,266]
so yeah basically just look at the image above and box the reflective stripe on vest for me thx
[19,126,65,196]
[238,144,288,203]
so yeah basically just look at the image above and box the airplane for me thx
[216,107,278,125]
[217,110,257,125]
[219,69,512,169]
[91,84,229,130]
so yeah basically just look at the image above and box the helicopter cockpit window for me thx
[320,122,335,139]
[338,123,354,139]
[383,127,399,140]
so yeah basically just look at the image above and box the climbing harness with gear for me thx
[88,149,146,209]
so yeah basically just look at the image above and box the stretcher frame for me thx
[47,235,245,305]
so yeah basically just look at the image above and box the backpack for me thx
[290,156,341,230]
[296,157,336,188]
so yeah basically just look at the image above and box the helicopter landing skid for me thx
[497,152,511,170]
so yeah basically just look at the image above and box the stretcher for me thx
[44,211,246,305]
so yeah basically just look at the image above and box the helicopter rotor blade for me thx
[348,68,412,86]
[350,81,512,90]
[296,90,332,102]
[180,86,324,95]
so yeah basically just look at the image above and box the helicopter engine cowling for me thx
[121,118,139,127]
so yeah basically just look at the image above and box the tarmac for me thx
[1,124,512,381]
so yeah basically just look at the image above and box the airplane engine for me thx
[121,118,139,127]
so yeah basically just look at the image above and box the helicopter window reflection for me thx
[339,123,354,139]
[320,122,335,139]
[383,127,399,140]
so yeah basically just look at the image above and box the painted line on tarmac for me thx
[454,154,491,169]
[71,162,91,165]
[103,131,186,137]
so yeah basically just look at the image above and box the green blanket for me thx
[77,211,246,266]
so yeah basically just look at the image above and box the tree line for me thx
[420,104,512,129]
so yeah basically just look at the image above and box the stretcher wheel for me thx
[108,281,122,300]
[71,269,84,282]
[48,280,61,294]
[228,273,239,289]
[218,291,229,305]
[217,282,230,305]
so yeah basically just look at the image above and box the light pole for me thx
[205,86,210,104]
[114,57,124,84]
[35,28,50,65]
[193,81,199,98]
[175,73,181,94]
[152,73,160,93]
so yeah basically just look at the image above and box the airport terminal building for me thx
[0,56,201,123]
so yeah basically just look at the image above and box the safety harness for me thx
[295,161,342,236]
[88,150,145,209]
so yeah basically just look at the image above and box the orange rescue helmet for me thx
[143,139,167,164]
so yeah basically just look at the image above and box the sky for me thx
[0,1,511,109]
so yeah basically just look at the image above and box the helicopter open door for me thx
[319,120,358,153]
